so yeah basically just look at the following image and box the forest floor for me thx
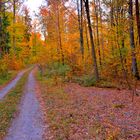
[0,68,139,140]
[37,76,140,140]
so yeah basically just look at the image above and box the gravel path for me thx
[0,69,27,100]
[5,69,44,140]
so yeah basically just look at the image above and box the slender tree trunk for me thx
[135,0,140,45]
[80,0,84,59]
[0,1,9,55]
[129,0,139,79]
[83,8,90,52]
[84,18,90,52]
[13,0,16,54]
[84,0,99,81]
[94,0,102,67]
[115,4,131,89]
[98,0,105,60]
[57,5,64,65]
[3,4,6,54]
[77,0,84,59]
[110,2,115,56]
[0,0,2,58]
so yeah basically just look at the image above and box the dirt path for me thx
[0,69,28,100]
[5,69,44,140]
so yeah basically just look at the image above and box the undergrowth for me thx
[40,62,71,78]
[73,75,116,88]
[38,62,117,89]
[0,71,17,86]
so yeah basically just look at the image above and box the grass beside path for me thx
[0,71,29,139]
[0,71,17,87]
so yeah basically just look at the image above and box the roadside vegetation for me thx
[38,62,128,89]
[0,60,17,87]
[0,71,17,87]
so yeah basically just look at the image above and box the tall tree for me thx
[23,6,32,48]
[12,0,16,54]
[135,0,140,45]
[56,3,65,65]
[98,0,105,60]
[12,0,24,54]
[128,0,139,79]
[83,0,99,81]
[77,0,84,59]
[0,0,10,57]
[0,0,3,57]
[94,0,102,67]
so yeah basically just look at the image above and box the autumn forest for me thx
[0,0,140,140]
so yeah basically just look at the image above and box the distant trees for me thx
[11,0,25,54]
[40,0,70,65]
[83,0,99,80]
[38,0,140,81]
[0,0,33,70]
[0,0,139,82]
[23,6,32,48]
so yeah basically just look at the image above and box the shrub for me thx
[0,59,8,78]
[74,75,96,87]
[73,75,116,88]
[46,62,71,78]
[96,80,116,88]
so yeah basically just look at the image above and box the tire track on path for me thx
[0,69,28,100]
[5,69,44,140]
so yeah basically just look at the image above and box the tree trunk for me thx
[135,0,140,45]
[13,0,16,54]
[110,2,115,56]
[57,5,64,65]
[0,0,2,58]
[94,0,102,67]
[98,0,105,60]
[83,8,90,52]
[77,0,84,59]
[84,18,90,52]
[129,0,139,79]
[84,0,99,81]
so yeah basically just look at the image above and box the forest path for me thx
[5,68,44,140]
[0,69,28,100]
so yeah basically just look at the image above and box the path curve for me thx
[0,69,27,100]
[5,69,44,140]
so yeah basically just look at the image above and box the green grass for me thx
[73,75,116,88]
[0,71,17,86]
[0,72,29,139]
